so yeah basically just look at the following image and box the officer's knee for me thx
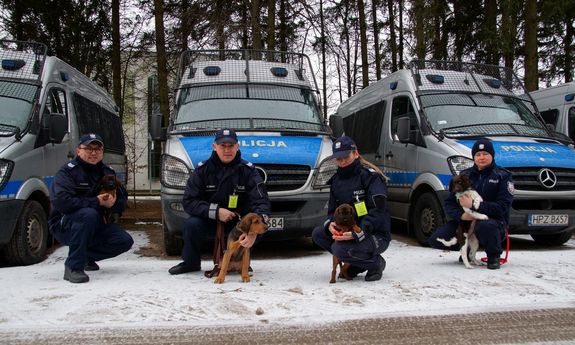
[182,216,206,238]
[74,207,100,222]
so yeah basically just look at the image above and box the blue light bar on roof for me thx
[2,59,26,71]
[426,74,444,84]
[390,81,398,90]
[565,94,575,102]
[271,67,288,77]
[483,78,501,89]
[203,66,221,76]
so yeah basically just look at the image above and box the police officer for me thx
[428,138,514,269]
[312,136,391,282]
[168,128,271,275]
[49,133,134,283]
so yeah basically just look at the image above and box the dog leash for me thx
[481,229,510,264]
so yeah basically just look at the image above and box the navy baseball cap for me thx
[79,133,104,146]
[331,136,357,158]
[214,128,238,144]
[471,138,495,157]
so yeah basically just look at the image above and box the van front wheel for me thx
[412,193,445,246]
[2,200,48,265]
[531,231,573,246]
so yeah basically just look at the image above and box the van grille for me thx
[255,164,310,192]
[507,167,575,191]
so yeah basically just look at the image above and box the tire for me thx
[411,192,445,246]
[531,231,573,246]
[2,200,48,265]
[163,221,183,256]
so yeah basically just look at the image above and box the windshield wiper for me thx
[0,124,21,138]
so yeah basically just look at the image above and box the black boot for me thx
[487,256,501,270]
[85,261,100,271]
[340,265,365,279]
[365,256,386,282]
[168,262,201,275]
[64,266,89,283]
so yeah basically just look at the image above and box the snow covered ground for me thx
[1,230,574,331]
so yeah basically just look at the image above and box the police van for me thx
[530,82,575,144]
[150,49,334,255]
[0,40,126,265]
[331,60,575,246]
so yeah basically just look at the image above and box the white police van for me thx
[0,40,126,265]
[331,60,575,246]
[150,49,335,255]
[530,82,575,144]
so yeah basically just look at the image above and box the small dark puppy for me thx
[99,174,122,224]
[437,174,487,269]
[214,213,268,284]
[330,204,362,283]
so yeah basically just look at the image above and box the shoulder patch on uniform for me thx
[66,162,76,169]
[368,168,376,173]
[507,181,515,195]
[197,161,205,168]
[246,161,253,167]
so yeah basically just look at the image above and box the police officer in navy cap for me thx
[312,136,391,281]
[428,138,514,269]
[168,128,271,275]
[48,133,133,283]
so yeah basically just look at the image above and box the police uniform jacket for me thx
[444,161,513,227]
[48,157,127,230]
[182,151,270,220]
[325,159,391,243]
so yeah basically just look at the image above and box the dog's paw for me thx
[241,275,251,283]
[214,277,225,284]
[464,264,474,269]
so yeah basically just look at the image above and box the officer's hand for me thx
[461,212,474,221]
[97,193,116,208]
[218,208,236,223]
[328,222,339,235]
[239,233,257,248]
[458,194,473,209]
[333,231,353,241]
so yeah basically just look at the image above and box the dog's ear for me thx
[236,216,251,233]
[449,177,456,192]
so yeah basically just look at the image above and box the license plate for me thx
[268,217,284,230]
[528,214,569,226]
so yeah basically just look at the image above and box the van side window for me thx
[569,107,575,141]
[44,88,68,119]
[540,109,559,126]
[73,92,125,154]
[391,96,417,138]
[342,100,385,154]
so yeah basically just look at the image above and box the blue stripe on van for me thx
[458,139,575,169]
[0,177,54,197]
[180,136,322,168]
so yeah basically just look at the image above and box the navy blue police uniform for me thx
[48,138,133,275]
[428,139,514,265]
[312,136,391,281]
[176,130,270,272]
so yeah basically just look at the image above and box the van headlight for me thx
[161,154,190,189]
[447,156,474,175]
[312,157,338,189]
[0,159,14,192]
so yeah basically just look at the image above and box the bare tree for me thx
[372,0,381,79]
[524,0,538,91]
[153,0,170,123]
[357,0,369,88]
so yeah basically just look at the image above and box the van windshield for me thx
[0,81,36,134]
[420,93,549,138]
[174,84,324,132]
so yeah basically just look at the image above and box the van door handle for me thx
[385,151,394,159]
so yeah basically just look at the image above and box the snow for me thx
[1,231,574,331]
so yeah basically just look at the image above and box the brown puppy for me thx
[330,204,362,283]
[214,213,268,284]
[99,174,122,224]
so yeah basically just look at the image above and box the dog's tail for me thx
[437,237,457,247]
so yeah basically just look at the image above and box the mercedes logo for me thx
[537,168,557,189]
[255,166,268,183]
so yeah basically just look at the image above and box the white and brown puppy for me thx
[437,174,488,269]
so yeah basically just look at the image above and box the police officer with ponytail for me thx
[312,136,391,282]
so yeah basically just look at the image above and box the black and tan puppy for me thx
[330,204,362,283]
[214,213,268,284]
[99,174,122,224]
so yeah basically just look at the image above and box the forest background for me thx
[1,0,573,126]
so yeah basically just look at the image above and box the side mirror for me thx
[150,112,167,141]
[329,115,344,138]
[48,113,67,143]
[396,116,410,143]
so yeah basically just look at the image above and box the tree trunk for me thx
[413,0,426,60]
[372,0,381,79]
[564,16,574,82]
[524,0,538,91]
[388,0,398,72]
[111,0,122,119]
[501,0,518,70]
[357,0,369,88]
[251,0,262,52]
[279,0,287,61]
[484,0,498,65]
[180,0,190,51]
[153,0,170,125]
[398,0,404,69]
[266,0,276,54]
[320,0,327,118]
